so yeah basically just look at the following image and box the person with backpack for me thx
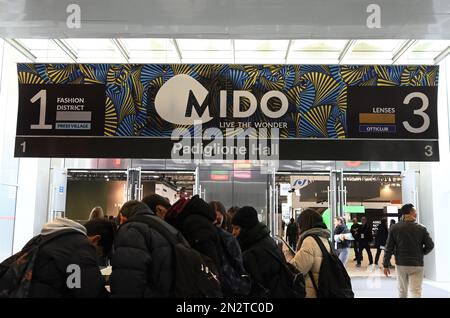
[0,218,113,298]
[208,200,251,297]
[231,206,296,298]
[109,200,176,297]
[290,209,354,298]
[289,209,331,298]
[165,195,222,270]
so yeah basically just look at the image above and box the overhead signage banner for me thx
[15,64,439,161]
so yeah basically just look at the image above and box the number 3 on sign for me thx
[402,92,430,134]
[425,145,433,157]
[30,90,52,129]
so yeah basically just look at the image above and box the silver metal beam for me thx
[52,39,77,62]
[434,45,450,65]
[172,39,182,62]
[338,40,356,64]
[392,40,417,64]
[111,39,130,62]
[231,39,235,64]
[285,39,292,63]
[3,38,36,62]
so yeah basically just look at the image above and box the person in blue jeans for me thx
[333,217,351,266]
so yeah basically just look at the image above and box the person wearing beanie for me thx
[289,208,331,298]
[231,206,287,297]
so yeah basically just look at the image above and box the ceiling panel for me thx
[234,40,289,51]
[17,39,69,61]
[290,40,348,51]
[120,38,175,51]
[181,50,232,59]
[8,38,450,66]
[177,39,232,51]
[234,50,286,59]
[352,40,405,52]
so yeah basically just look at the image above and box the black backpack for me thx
[307,235,354,298]
[0,231,71,298]
[216,227,251,297]
[261,245,306,298]
[127,215,223,298]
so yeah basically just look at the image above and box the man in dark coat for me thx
[350,218,361,262]
[109,200,175,297]
[165,195,222,270]
[356,217,373,267]
[27,218,112,298]
[384,204,434,298]
[231,206,286,297]
[374,218,389,266]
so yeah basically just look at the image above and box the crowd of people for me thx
[0,197,434,298]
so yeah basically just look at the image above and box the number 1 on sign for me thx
[30,90,52,129]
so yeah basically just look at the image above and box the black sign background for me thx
[347,86,438,139]
[17,84,105,136]
[14,84,440,161]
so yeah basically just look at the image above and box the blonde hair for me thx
[89,206,104,220]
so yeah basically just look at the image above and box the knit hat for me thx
[231,206,259,230]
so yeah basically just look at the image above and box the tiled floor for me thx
[345,249,450,298]
[283,243,450,298]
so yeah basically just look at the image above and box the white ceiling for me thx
[1,0,450,40]
[6,38,450,65]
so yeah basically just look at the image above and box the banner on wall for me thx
[15,64,439,161]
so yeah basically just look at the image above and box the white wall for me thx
[0,41,21,260]
[13,158,51,253]
[0,41,52,255]
[418,56,450,282]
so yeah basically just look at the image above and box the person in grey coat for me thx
[383,204,434,298]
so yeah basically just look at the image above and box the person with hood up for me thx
[231,206,287,297]
[164,195,222,270]
[289,208,331,298]
[26,217,112,298]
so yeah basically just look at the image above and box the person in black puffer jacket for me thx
[109,200,175,298]
[165,195,222,270]
[26,218,113,298]
[231,206,286,298]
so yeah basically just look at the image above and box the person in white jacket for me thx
[289,209,331,298]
